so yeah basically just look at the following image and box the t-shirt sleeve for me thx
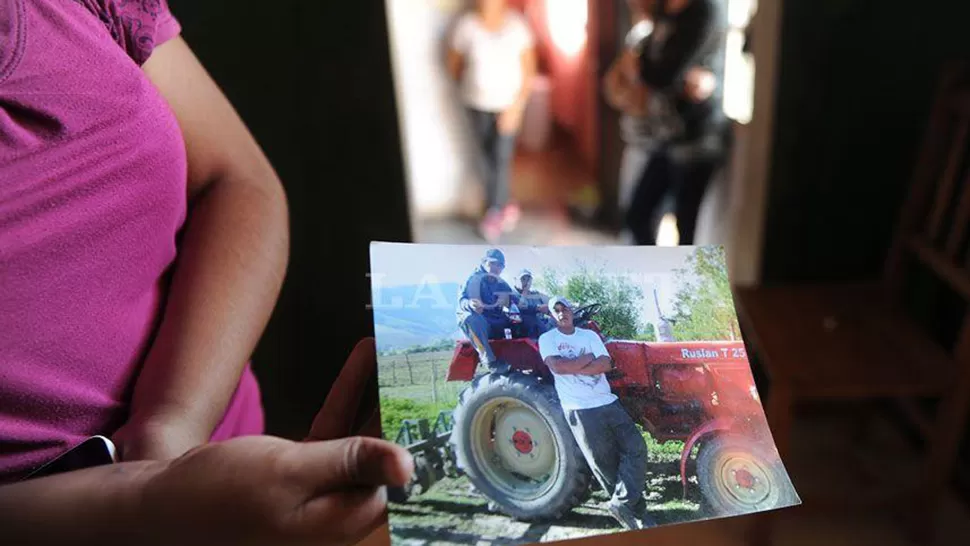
[86,0,182,65]
[586,330,610,358]
[513,13,536,51]
[450,13,473,53]
[538,332,557,361]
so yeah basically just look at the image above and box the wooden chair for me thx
[734,62,970,543]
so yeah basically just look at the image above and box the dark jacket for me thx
[639,0,728,150]
[456,266,519,326]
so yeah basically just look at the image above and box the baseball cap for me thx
[548,296,574,312]
[518,268,533,279]
[483,248,505,266]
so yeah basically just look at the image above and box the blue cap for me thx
[483,248,505,266]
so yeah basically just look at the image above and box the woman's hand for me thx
[137,435,413,546]
[1,435,413,546]
[112,413,210,461]
[309,338,384,441]
[684,67,716,103]
[498,105,524,135]
[140,337,411,545]
[619,49,641,83]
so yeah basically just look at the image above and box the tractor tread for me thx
[450,372,592,522]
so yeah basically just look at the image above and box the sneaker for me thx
[606,501,642,530]
[479,210,503,243]
[501,203,521,232]
[635,510,658,529]
[486,359,511,375]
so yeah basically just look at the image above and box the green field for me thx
[377,350,464,442]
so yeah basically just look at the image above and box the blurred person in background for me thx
[606,0,728,246]
[447,0,538,243]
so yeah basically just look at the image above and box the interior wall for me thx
[386,0,484,222]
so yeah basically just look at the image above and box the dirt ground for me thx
[387,462,709,546]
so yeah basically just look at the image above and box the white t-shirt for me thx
[538,327,618,412]
[450,11,535,113]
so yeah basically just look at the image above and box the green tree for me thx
[632,323,657,341]
[539,263,643,339]
[669,246,739,341]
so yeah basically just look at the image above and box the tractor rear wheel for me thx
[696,434,796,517]
[450,372,592,521]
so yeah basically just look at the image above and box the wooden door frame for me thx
[728,0,784,287]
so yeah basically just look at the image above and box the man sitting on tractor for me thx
[514,269,553,338]
[538,296,655,530]
[456,248,518,374]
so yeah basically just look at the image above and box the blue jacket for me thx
[456,266,520,326]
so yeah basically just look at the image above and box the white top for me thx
[450,11,535,112]
[538,327,618,412]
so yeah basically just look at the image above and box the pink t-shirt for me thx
[0,0,264,482]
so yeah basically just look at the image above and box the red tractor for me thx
[391,304,796,521]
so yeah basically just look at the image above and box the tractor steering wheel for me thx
[572,303,601,325]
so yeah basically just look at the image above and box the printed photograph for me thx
[369,242,799,545]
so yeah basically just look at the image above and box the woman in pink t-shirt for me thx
[0,1,409,543]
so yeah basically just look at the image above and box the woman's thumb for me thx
[295,437,414,491]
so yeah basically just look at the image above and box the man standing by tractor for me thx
[457,248,518,374]
[538,297,654,530]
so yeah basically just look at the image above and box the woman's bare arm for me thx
[446,48,465,82]
[113,36,289,460]
[0,461,164,545]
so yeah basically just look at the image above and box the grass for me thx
[640,428,689,463]
[380,394,462,442]
[376,350,454,389]
[387,473,702,544]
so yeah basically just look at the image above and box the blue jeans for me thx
[466,108,517,212]
[459,312,510,365]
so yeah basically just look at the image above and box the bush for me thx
[379,396,449,442]
[639,426,686,462]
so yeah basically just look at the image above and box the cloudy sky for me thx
[369,242,701,329]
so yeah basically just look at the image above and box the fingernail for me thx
[378,486,388,505]
[391,449,415,486]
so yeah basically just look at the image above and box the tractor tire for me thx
[450,372,592,521]
[696,434,796,517]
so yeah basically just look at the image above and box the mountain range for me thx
[371,282,465,351]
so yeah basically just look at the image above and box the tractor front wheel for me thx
[450,372,592,521]
[696,434,796,517]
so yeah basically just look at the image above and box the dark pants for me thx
[567,401,649,516]
[466,108,517,212]
[459,312,510,365]
[520,313,552,339]
[625,148,719,245]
